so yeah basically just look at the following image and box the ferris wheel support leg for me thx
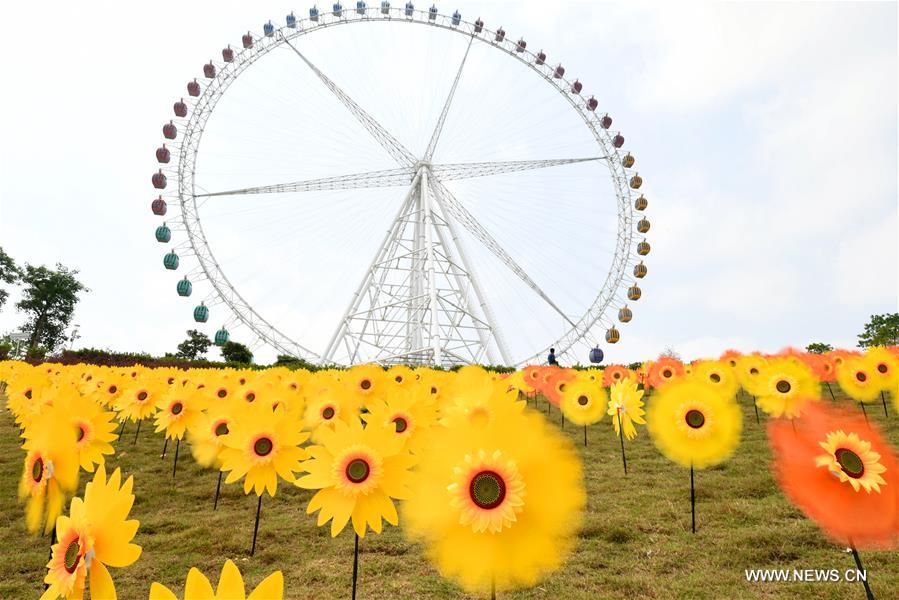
[322,175,421,363]
[429,184,511,366]
[420,169,443,366]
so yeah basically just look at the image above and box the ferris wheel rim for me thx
[163,6,641,367]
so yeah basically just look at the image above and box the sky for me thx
[0,1,896,366]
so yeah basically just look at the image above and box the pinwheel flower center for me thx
[577,395,589,406]
[876,363,888,374]
[217,388,228,398]
[346,458,371,483]
[685,409,706,429]
[835,448,865,479]
[430,386,438,394]
[395,375,403,383]
[171,402,183,415]
[662,369,672,378]
[710,373,721,383]
[321,406,336,420]
[239,378,247,385]
[108,385,117,394]
[393,417,408,433]
[214,421,229,436]
[776,380,791,394]
[360,379,372,390]
[750,367,759,375]
[32,457,44,482]
[470,471,506,509]
[855,371,867,382]
[167,377,175,385]
[137,391,148,402]
[449,450,527,534]
[253,436,273,457]
[76,425,85,442]
[245,392,256,402]
[25,388,32,399]
[64,539,81,573]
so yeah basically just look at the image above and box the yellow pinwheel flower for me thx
[755,357,820,418]
[218,402,309,497]
[647,379,742,469]
[154,386,207,441]
[115,380,164,423]
[360,385,438,454]
[403,403,585,596]
[607,379,646,440]
[864,346,898,392]
[690,360,739,400]
[837,355,886,404]
[343,363,388,404]
[41,465,141,600]
[559,378,607,425]
[296,417,415,537]
[149,559,283,600]
[815,430,888,494]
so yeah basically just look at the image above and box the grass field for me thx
[1,388,897,599]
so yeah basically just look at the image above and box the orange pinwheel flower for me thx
[768,403,899,549]
[543,369,576,407]
[802,353,837,384]
[646,357,685,390]
[719,349,742,370]
[602,365,633,388]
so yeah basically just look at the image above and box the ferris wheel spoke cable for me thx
[424,35,473,162]
[195,157,603,198]
[426,179,577,329]
[280,35,417,167]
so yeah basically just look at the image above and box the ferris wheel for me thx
[150,3,651,367]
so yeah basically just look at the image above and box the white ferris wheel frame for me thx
[158,6,642,367]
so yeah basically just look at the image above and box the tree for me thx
[176,329,211,360]
[858,313,899,348]
[805,342,833,354]
[16,263,88,353]
[659,346,682,361]
[221,341,253,364]
[0,247,21,311]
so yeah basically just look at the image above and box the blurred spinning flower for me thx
[403,407,584,596]
[836,355,882,404]
[149,559,283,600]
[51,389,118,472]
[297,417,415,537]
[20,407,81,535]
[607,379,646,440]
[768,403,898,549]
[188,398,238,468]
[734,353,769,397]
[560,379,607,425]
[690,360,739,400]
[219,402,308,496]
[755,358,820,418]
[864,346,898,392]
[41,465,141,600]
[647,379,742,469]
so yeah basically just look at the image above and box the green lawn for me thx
[1,388,897,599]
